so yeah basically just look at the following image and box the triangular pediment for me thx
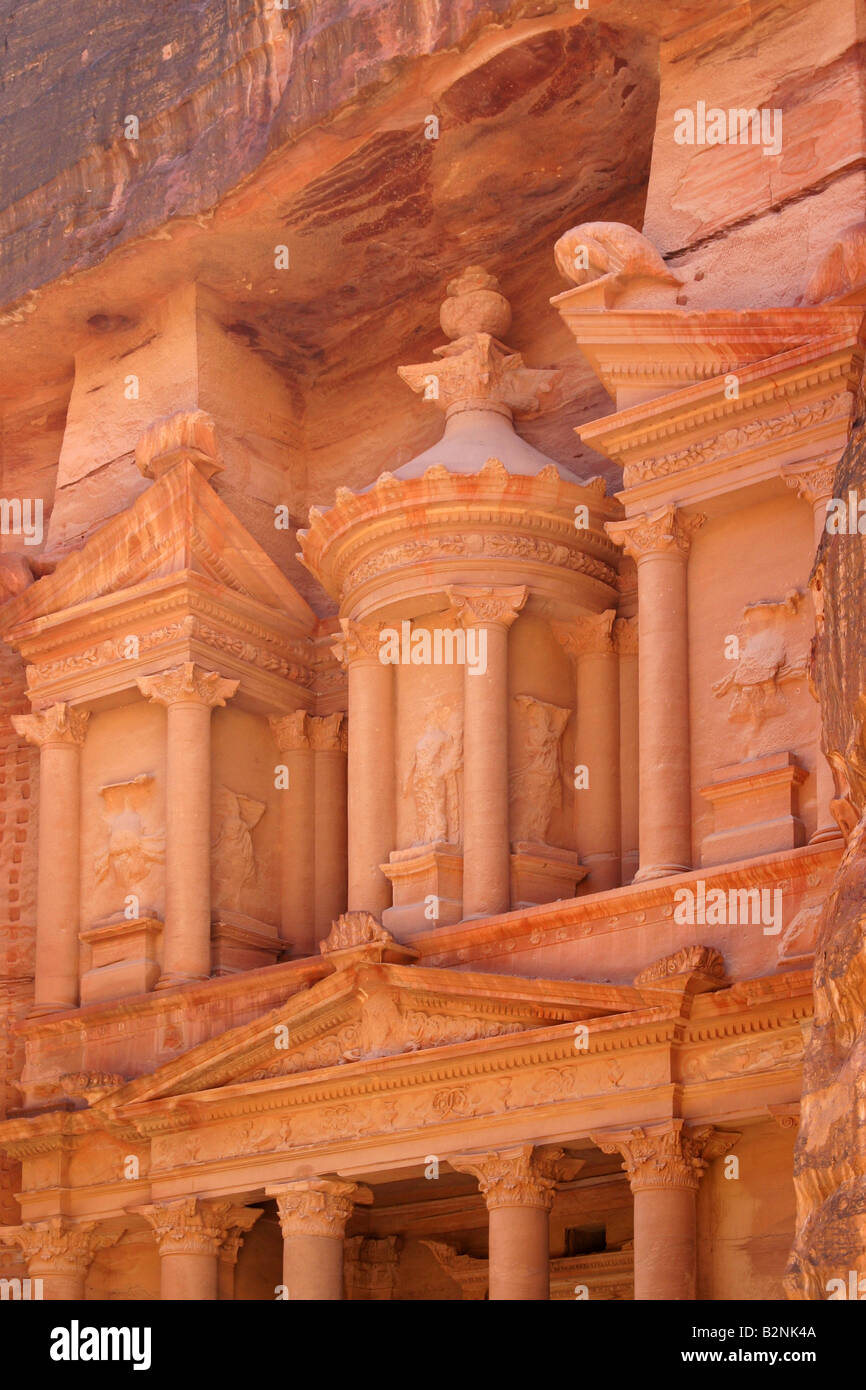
[0,459,315,635]
[104,963,645,1110]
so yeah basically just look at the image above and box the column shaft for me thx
[574,613,621,891]
[165,700,213,982]
[488,1203,550,1301]
[160,1249,218,1300]
[282,1232,344,1300]
[281,745,316,953]
[315,746,348,937]
[632,1185,697,1301]
[344,635,394,914]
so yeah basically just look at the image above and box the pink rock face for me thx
[0,0,863,1304]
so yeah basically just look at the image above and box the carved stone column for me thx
[270,1178,372,1301]
[336,621,395,916]
[270,711,316,955]
[217,1208,262,1300]
[782,460,842,845]
[9,1217,118,1300]
[11,703,90,1014]
[449,587,526,917]
[311,713,348,939]
[344,1235,401,1301]
[567,610,621,892]
[141,1197,250,1301]
[137,663,238,987]
[606,506,703,881]
[452,1145,574,1300]
[615,617,639,883]
[592,1121,737,1301]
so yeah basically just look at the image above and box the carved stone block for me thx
[210,911,283,975]
[699,751,808,866]
[381,843,464,937]
[509,842,586,908]
[79,916,163,1005]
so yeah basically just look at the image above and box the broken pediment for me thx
[96,958,647,1109]
[0,442,321,712]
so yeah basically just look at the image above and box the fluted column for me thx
[137,663,238,987]
[592,1121,737,1301]
[570,611,621,891]
[6,1217,119,1300]
[270,711,316,955]
[615,617,639,883]
[270,1178,372,1301]
[452,1145,576,1300]
[606,506,704,881]
[449,586,526,917]
[311,713,348,939]
[12,703,90,1014]
[336,621,395,916]
[783,460,842,845]
[141,1198,251,1301]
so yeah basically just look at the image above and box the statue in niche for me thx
[713,590,809,750]
[94,774,164,898]
[510,695,570,843]
[212,786,266,905]
[402,704,463,845]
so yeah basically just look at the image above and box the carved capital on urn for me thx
[136,662,239,709]
[781,459,837,506]
[138,1197,243,1257]
[591,1121,739,1193]
[12,702,90,748]
[447,585,527,631]
[605,505,705,564]
[1,1217,121,1275]
[270,1179,373,1239]
[450,1144,581,1212]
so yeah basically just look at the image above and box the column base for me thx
[27,1000,75,1019]
[809,825,844,846]
[633,863,690,883]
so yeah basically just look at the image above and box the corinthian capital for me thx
[613,615,638,655]
[138,1197,243,1256]
[333,619,387,667]
[605,505,704,562]
[1,1217,119,1274]
[12,702,90,748]
[136,662,239,708]
[552,609,616,661]
[781,459,837,505]
[270,709,311,752]
[270,1179,373,1238]
[447,585,527,630]
[450,1144,581,1212]
[309,713,348,752]
[591,1121,738,1192]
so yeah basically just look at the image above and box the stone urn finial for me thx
[439,266,512,342]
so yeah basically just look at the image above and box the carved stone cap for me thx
[135,409,224,482]
[137,662,239,708]
[591,1121,739,1192]
[270,1179,373,1238]
[271,710,347,752]
[606,504,705,562]
[137,1197,250,1256]
[634,945,726,995]
[0,1216,123,1273]
[332,618,387,668]
[319,911,417,968]
[12,702,90,748]
[450,1144,582,1212]
[448,585,527,630]
[781,458,837,505]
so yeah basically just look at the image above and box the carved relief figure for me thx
[94,774,164,900]
[713,591,809,751]
[510,695,570,842]
[211,786,266,904]
[402,704,463,845]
